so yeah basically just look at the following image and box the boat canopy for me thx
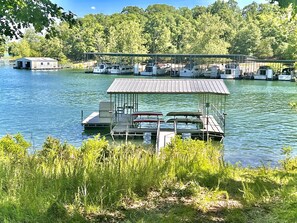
[166,111,202,117]
[107,78,230,95]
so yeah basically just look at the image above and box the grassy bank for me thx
[0,134,297,222]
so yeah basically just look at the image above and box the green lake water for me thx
[1,66,297,166]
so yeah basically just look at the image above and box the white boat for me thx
[179,64,200,78]
[133,63,145,75]
[220,63,240,79]
[201,65,220,78]
[278,67,295,81]
[109,64,133,75]
[93,63,112,74]
[253,66,273,80]
[140,63,166,76]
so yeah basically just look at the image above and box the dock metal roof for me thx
[85,52,253,63]
[17,57,57,62]
[85,52,296,64]
[107,78,230,95]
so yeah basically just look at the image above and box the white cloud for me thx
[91,6,96,10]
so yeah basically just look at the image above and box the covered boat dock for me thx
[83,78,230,148]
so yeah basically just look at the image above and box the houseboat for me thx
[220,63,240,79]
[179,64,200,77]
[253,66,273,80]
[93,62,112,74]
[140,63,166,76]
[278,67,295,81]
[109,64,133,74]
[201,65,220,78]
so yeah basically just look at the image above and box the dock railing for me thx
[209,104,225,132]
[155,119,161,154]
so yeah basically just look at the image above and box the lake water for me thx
[1,66,297,166]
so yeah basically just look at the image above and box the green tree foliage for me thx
[0,36,8,57]
[171,14,195,53]
[0,0,75,41]
[144,5,177,53]
[121,6,145,15]
[0,43,5,57]
[0,134,30,162]
[5,1,297,60]
[230,23,261,56]
[255,37,274,58]
[284,28,297,59]
[242,2,260,20]
[191,13,230,54]
[105,14,147,54]
[192,6,208,19]
[271,0,297,12]
[208,0,243,42]
[145,4,176,14]
[9,39,31,57]
[256,4,289,57]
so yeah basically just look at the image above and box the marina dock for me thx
[85,52,296,81]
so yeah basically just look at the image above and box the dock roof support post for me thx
[110,93,113,132]
[206,101,210,142]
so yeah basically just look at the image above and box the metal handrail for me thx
[155,120,161,154]
[210,104,225,128]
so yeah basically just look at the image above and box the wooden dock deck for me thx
[82,112,224,141]
[82,112,102,128]
[82,112,112,128]
[110,115,224,140]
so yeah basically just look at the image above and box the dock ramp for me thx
[156,130,175,154]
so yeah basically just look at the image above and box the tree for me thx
[192,6,207,19]
[121,6,145,15]
[270,0,297,12]
[230,23,261,56]
[242,2,259,19]
[145,4,176,14]
[255,37,274,58]
[208,0,243,43]
[8,40,31,57]
[171,14,195,53]
[0,38,7,57]
[105,15,147,53]
[58,23,86,61]
[190,13,230,54]
[0,0,75,42]
[256,4,291,58]
[284,28,297,59]
[7,29,43,57]
[144,5,178,53]
[144,13,175,53]
[40,37,67,62]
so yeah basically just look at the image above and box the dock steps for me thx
[156,130,175,153]
[200,115,223,133]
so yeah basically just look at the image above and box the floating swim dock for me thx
[82,78,229,147]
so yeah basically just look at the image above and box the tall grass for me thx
[0,134,297,222]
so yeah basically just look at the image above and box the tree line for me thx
[3,0,297,63]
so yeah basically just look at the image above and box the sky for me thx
[51,0,268,17]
